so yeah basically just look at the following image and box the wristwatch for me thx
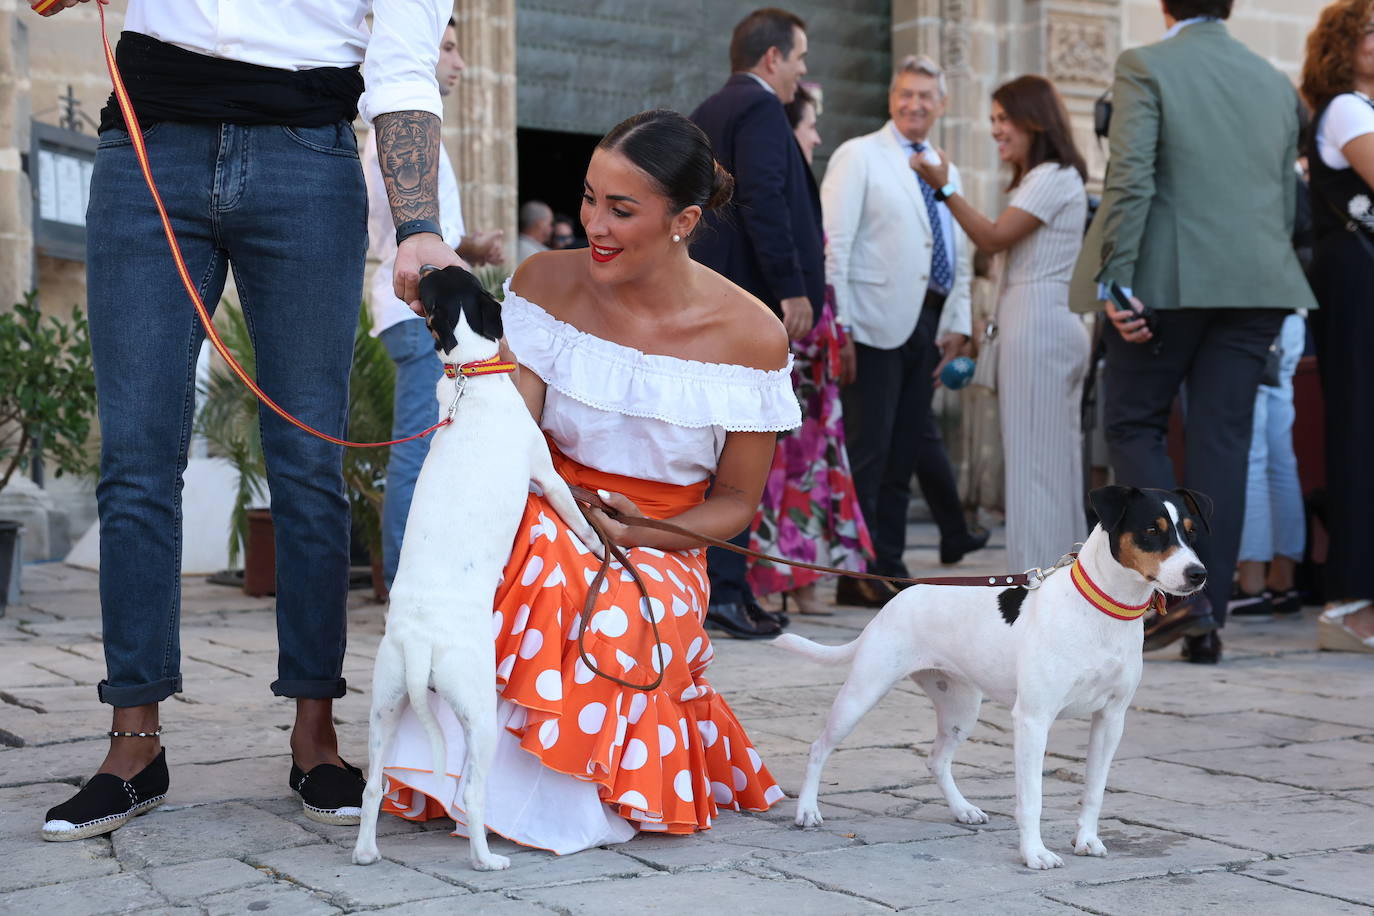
[933,183,957,203]
[395,218,442,247]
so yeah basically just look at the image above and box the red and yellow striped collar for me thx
[1071,560,1163,621]
[443,354,517,379]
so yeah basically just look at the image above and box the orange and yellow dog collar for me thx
[443,354,517,380]
[1071,561,1162,621]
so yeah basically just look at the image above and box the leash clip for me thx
[1024,551,1077,590]
[444,375,467,423]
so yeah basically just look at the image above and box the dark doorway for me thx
[517,127,599,246]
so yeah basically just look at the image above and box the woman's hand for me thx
[910,145,951,190]
[581,488,647,548]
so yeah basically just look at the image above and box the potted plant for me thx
[0,293,98,614]
[193,300,266,581]
[342,308,395,599]
[196,302,394,599]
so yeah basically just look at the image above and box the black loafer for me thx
[1143,593,1217,652]
[290,759,366,825]
[940,528,991,565]
[1181,630,1222,664]
[42,749,169,842]
[705,601,783,640]
[835,576,901,608]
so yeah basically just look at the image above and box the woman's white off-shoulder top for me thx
[502,282,801,485]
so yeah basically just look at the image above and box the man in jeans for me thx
[363,16,505,593]
[35,0,460,841]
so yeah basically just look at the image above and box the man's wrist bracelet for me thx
[933,183,957,203]
[395,218,442,247]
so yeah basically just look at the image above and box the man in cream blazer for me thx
[823,55,986,607]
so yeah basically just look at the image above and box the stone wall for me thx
[515,0,895,173]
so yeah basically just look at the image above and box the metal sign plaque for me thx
[29,121,97,263]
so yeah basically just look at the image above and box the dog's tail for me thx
[403,641,447,781]
[771,632,861,666]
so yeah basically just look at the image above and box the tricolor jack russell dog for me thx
[775,486,1210,870]
[352,267,603,871]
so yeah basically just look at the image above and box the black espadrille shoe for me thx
[42,747,169,842]
[289,759,365,826]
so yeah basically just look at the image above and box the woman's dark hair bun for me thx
[599,109,732,215]
[706,160,735,211]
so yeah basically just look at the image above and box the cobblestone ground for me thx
[1,524,1372,914]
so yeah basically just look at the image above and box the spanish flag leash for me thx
[39,0,455,449]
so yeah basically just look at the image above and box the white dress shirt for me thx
[362,131,464,336]
[123,0,447,122]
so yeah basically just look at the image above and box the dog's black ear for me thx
[475,288,504,341]
[1088,485,1136,531]
[418,268,448,318]
[1173,488,1213,533]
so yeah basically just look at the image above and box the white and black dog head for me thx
[1088,486,1210,596]
[418,266,503,362]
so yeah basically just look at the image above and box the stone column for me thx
[448,0,518,270]
[0,6,34,311]
[1041,0,1121,191]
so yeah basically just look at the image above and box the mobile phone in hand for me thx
[1108,281,1158,336]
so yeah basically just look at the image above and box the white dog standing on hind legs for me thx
[351,267,603,871]
[776,486,1211,870]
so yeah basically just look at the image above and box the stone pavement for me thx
[1,524,1372,915]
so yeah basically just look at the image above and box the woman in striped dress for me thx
[914,75,1090,572]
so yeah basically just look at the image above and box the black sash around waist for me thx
[98,31,364,133]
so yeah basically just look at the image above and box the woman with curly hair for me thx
[1302,0,1374,653]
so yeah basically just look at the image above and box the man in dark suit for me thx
[1069,0,1316,663]
[690,7,821,638]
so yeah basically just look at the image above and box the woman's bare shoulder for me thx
[508,250,586,319]
[695,267,790,372]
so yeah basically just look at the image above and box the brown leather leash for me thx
[575,509,668,692]
[567,486,1066,693]
[569,486,1041,590]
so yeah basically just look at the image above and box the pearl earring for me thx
[672,234,681,243]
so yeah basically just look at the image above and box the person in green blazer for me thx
[1069,0,1317,664]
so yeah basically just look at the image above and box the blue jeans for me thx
[379,319,443,590]
[87,121,366,706]
[1239,313,1307,564]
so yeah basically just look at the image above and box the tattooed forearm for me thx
[374,110,442,225]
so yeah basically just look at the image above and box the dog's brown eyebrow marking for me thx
[1155,516,1169,532]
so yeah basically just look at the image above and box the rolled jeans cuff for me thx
[97,675,182,707]
[271,677,347,700]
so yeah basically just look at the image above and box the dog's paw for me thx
[952,803,988,825]
[351,845,381,866]
[1073,834,1107,857]
[1021,846,1065,870]
[794,803,824,828]
[472,853,511,871]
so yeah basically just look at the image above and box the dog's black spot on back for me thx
[998,587,1027,625]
